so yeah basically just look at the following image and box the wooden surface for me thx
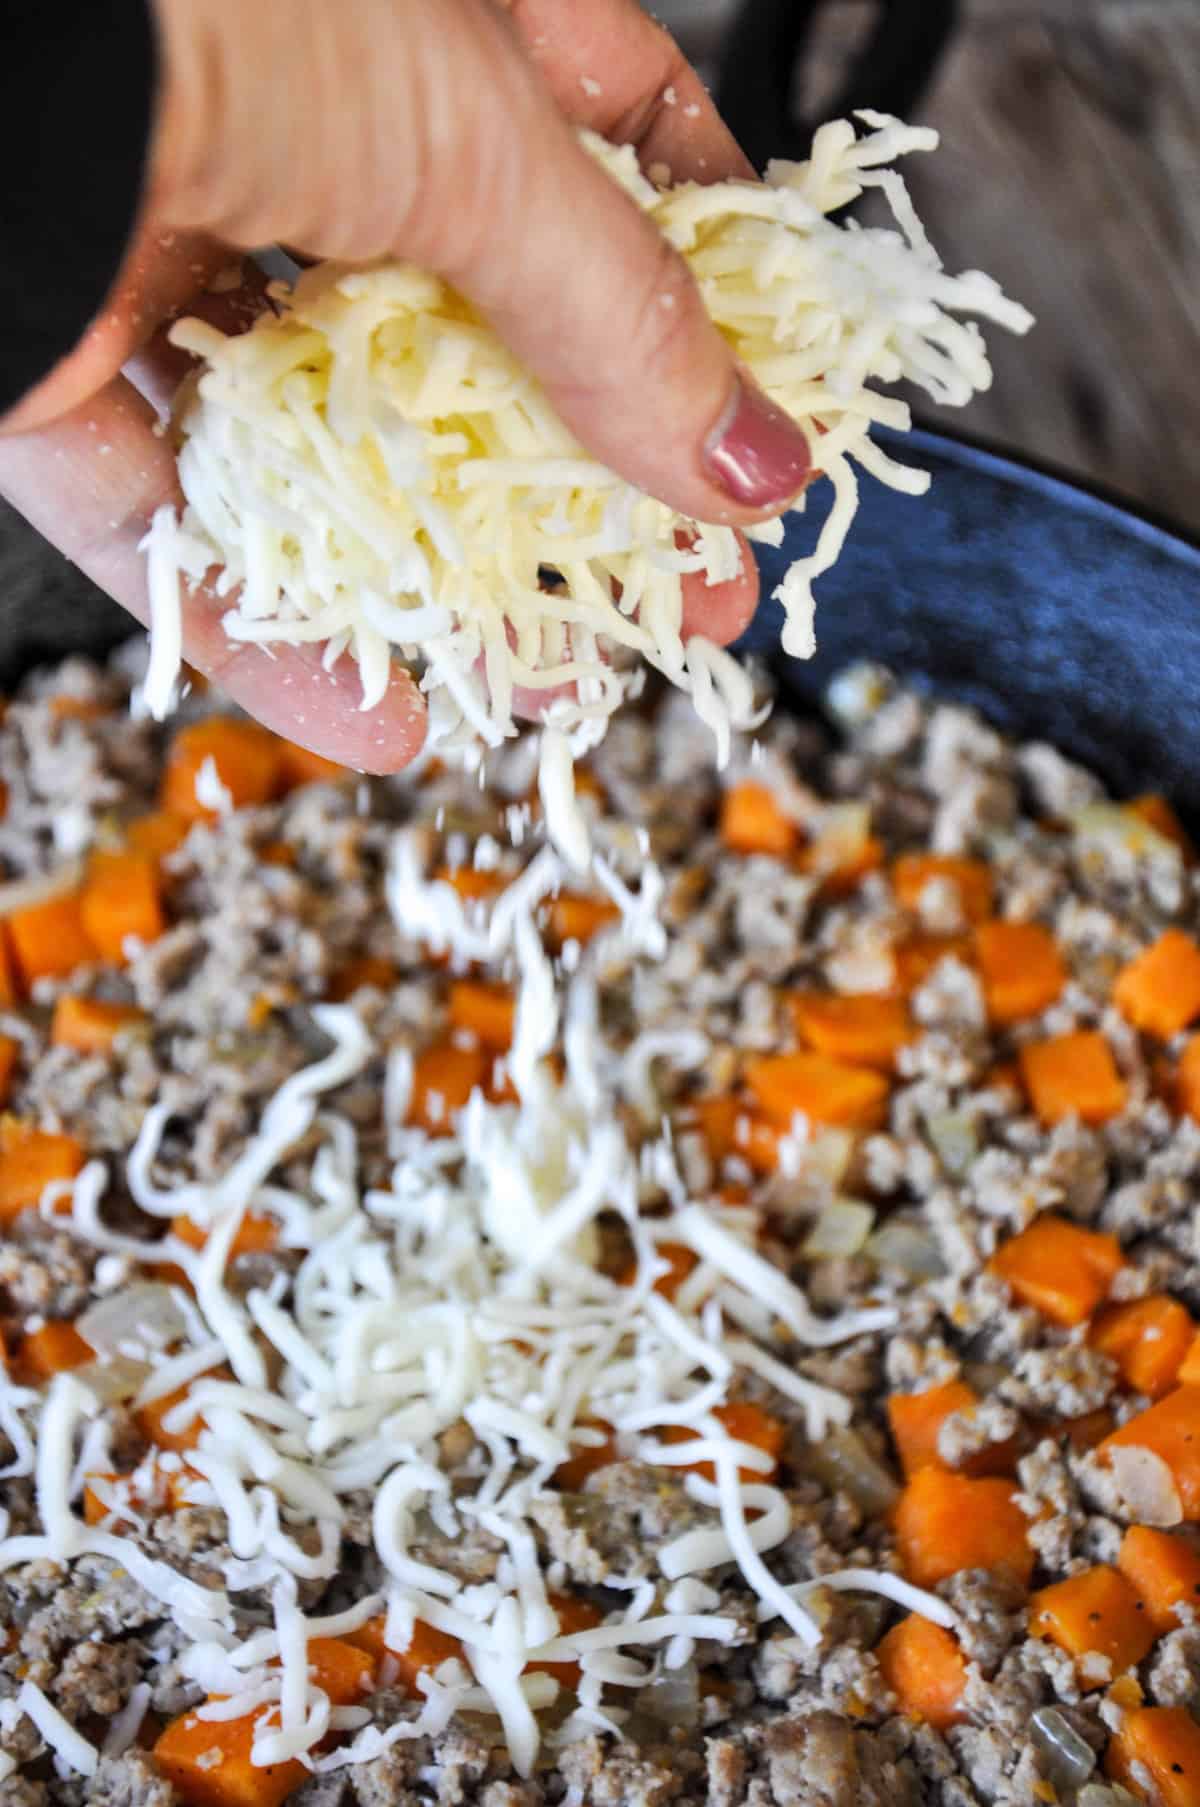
[670,0,1200,533]
[899,0,1200,531]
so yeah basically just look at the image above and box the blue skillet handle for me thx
[716,0,958,175]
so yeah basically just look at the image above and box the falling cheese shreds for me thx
[17,1681,99,1779]
[15,798,910,1780]
[141,115,1032,834]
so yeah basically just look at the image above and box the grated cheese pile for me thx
[0,816,955,1783]
[142,113,1032,843]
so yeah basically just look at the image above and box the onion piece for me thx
[1031,1706,1096,1788]
[802,1198,874,1260]
[806,802,872,876]
[866,1219,947,1279]
[799,1427,898,1516]
[74,1356,153,1406]
[637,1661,699,1730]
[925,1110,978,1178]
[1105,1446,1183,1527]
[1070,803,1175,861]
[78,1284,188,1358]
[0,859,85,918]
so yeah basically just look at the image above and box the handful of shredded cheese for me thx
[143,114,1031,810]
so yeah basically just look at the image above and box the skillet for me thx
[3,425,1198,811]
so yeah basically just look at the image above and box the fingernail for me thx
[703,375,812,509]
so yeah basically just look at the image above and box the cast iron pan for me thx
[737,428,1200,816]
[4,428,1199,812]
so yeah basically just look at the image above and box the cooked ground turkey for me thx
[0,648,1197,1804]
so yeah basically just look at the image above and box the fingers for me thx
[501,0,753,184]
[122,255,272,419]
[147,0,809,528]
[680,533,760,644]
[406,4,809,526]
[0,379,426,773]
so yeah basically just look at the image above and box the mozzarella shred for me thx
[140,113,1031,870]
[17,1682,99,1779]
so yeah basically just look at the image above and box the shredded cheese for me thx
[141,115,1031,869]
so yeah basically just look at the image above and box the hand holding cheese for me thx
[0,0,776,768]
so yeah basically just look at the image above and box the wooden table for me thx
[898,0,1200,532]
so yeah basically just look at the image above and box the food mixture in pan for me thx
[1,650,1200,1807]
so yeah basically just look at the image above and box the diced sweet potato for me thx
[527,1594,604,1691]
[1019,1031,1128,1127]
[0,1034,18,1107]
[126,809,191,862]
[545,893,619,947]
[687,1094,781,1176]
[619,1241,699,1303]
[1090,1296,1195,1399]
[348,1617,462,1697]
[877,1614,968,1731]
[975,919,1066,1026]
[276,741,350,790]
[886,1379,1017,1480]
[894,1469,1033,1589]
[888,933,975,996]
[1029,1564,1155,1683]
[744,1051,890,1132]
[1179,1035,1200,1126]
[448,980,515,1050]
[80,851,166,961]
[154,1707,302,1807]
[719,782,799,858]
[988,1216,1124,1327]
[1115,930,1200,1041]
[12,1320,94,1385]
[892,854,994,923]
[51,995,148,1054]
[1099,1388,1200,1521]
[1118,1526,1200,1635]
[172,1213,279,1258]
[162,718,284,821]
[325,956,398,1001]
[555,1419,619,1492]
[1106,1705,1200,1807]
[0,1119,85,1221]
[408,1042,489,1136]
[660,1401,786,1484]
[8,890,95,985]
[788,992,913,1071]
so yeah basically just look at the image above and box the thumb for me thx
[410,14,813,525]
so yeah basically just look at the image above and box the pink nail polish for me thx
[704,376,812,509]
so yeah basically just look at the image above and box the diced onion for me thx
[866,1220,947,1279]
[1070,804,1175,861]
[799,1427,898,1516]
[924,1110,978,1178]
[75,1356,153,1406]
[1031,1707,1097,1788]
[802,1198,874,1259]
[78,1284,188,1357]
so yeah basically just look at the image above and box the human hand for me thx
[0,0,812,770]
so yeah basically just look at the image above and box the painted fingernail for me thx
[703,375,812,509]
